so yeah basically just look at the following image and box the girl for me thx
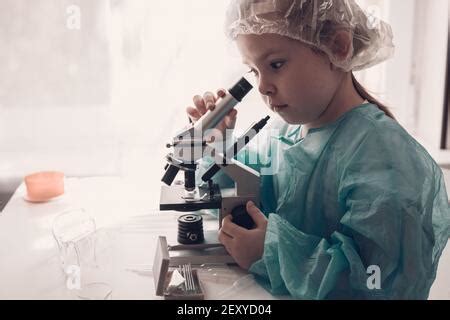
[186,0,450,299]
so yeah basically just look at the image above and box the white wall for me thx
[384,0,417,130]
[1,0,449,183]
[0,0,118,179]
[356,0,449,163]
[0,0,240,182]
[414,0,448,150]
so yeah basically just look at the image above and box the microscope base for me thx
[155,231,236,267]
[168,245,236,267]
[168,230,235,266]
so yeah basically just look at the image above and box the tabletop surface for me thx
[0,176,448,300]
[0,177,277,300]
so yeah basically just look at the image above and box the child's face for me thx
[236,33,343,125]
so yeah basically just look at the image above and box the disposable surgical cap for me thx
[225,0,395,71]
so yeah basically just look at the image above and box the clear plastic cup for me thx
[52,208,113,300]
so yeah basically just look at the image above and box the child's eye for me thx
[270,61,285,70]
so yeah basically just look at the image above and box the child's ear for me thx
[329,29,353,62]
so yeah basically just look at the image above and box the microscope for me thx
[153,78,270,298]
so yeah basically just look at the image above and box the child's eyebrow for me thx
[242,49,282,65]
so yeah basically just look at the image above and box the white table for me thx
[1,176,448,300]
[0,177,276,300]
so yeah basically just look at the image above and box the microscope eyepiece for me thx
[228,77,253,102]
[191,77,254,134]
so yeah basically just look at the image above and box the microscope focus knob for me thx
[230,205,255,230]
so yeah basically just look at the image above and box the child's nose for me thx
[258,79,276,96]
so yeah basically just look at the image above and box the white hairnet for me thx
[225,0,395,71]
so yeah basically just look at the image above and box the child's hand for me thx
[186,89,238,137]
[218,201,267,270]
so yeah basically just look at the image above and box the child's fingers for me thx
[188,88,234,127]
[246,201,267,228]
[203,92,217,111]
[217,88,226,98]
[221,214,245,237]
[193,95,207,115]
[224,109,238,129]
[228,109,238,119]
[186,106,202,122]
[218,229,233,255]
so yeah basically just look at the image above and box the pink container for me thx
[24,171,65,202]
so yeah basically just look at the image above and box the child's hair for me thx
[350,21,395,120]
[313,20,396,120]
[310,44,396,120]
[351,73,395,120]
[226,0,396,119]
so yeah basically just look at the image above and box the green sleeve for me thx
[250,130,450,300]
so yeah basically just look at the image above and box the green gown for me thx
[205,103,450,299]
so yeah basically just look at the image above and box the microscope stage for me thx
[160,185,222,212]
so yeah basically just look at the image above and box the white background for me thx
[0,0,448,182]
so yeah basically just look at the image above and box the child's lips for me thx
[271,104,289,112]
